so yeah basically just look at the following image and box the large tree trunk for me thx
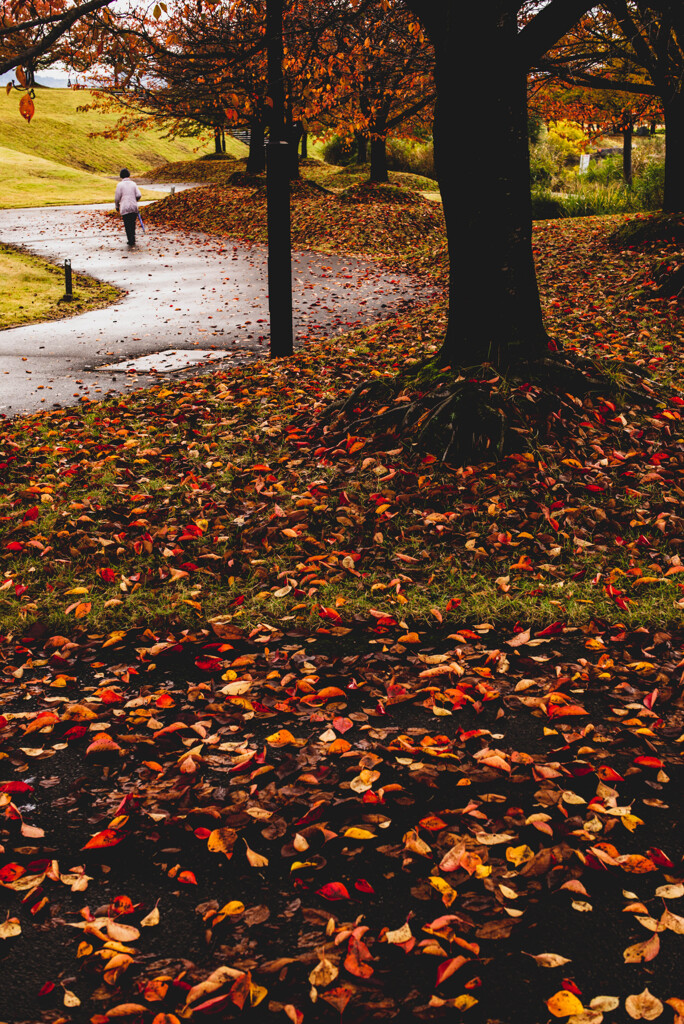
[370,136,388,182]
[356,133,368,164]
[663,98,684,213]
[428,6,549,368]
[247,120,266,174]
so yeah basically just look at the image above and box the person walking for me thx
[114,169,142,247]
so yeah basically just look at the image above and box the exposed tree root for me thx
[320,352,664,463]
[651,253,684,300]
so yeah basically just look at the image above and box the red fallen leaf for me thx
[344,935,373,978]
[6,541,23,551]
[355,879,375,894]
[547,703,588,718]
[317,882,351,901]
[562,979,582,995]
[82,829,126,850]
[596,766,624,782]
[319,606,343,624]
[38,982,56,997]
[536,621,565,636]
[98,689,124,704]
[634,756,665,768]
[22,506,39,522]
[0,863,25,883]
[98,567,117,583]
[648,847,674,868]
[194,827,211,840]
[294,800,327,828]
[419,815,448,831]
[643,688,659,710]
[192,994,232,1015]
[332,716,353,734]
[446,598,461,612]
[64,726,88,741]
[110,895,135,916]
[0,781,33,793]
[178,870,197,885]
[228,972,251,1010]
[195,656,224,672]
[436,956,468,987]
[321,987,353,1014]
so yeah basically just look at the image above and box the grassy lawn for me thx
[1,184,683,636]
[0,87,223,175]
[0,144,168,208]
[0,243,120,328]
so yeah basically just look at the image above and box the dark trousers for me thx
[122,212,137,245]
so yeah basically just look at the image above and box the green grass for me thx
[0,87,216,175]
[0,143,168,208]
[0,243,120,328]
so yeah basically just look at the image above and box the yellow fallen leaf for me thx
[506,844,535,867]
[547,990,584,1017]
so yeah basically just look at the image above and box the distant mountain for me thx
[0,72,72,89]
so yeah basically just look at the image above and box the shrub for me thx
[322,135,356,166]
[386,138,436,180]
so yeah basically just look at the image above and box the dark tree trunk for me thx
[301,131,308,159]
[428,7,549,368]
[370,136,388,182]
[214,128,222,155]
[663,98,684,213]
[356,133,368,164]
[247,120,266,174]
[650,120,657,136]
[287,121,303,179]
[221,130,226,155]
[623,124,633,186]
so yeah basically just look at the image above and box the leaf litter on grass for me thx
[2,199,684,1022]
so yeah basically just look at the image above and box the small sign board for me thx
[579,153,591,174]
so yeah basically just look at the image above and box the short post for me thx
[170,185,176,195]
[64,258,73,300]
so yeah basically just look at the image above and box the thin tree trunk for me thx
[287,121,303,179]
[623,123,633,186]
[301,131,308,159]
[370,136,388,182]
[214,128,222,155]
[429,8,549,368]
[247,120,266,174]
[663,98,684,213]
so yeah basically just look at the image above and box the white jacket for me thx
[115,179,141,215]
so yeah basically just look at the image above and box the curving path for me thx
[0,202,437,418]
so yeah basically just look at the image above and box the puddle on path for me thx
[101,348,231,373]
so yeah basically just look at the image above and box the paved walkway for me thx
[0,203,437,418]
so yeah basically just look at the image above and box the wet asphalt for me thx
[0,201,438,419]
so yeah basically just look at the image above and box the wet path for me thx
[0,202,437,417]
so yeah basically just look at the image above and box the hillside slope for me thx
[0,144,163,208]
[0,88,226,175]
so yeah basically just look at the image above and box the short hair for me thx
[119,168,130,178]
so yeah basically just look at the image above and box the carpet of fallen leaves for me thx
[143,180,445,266]
[3,200,684,1023]
[1,621,684,1024]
